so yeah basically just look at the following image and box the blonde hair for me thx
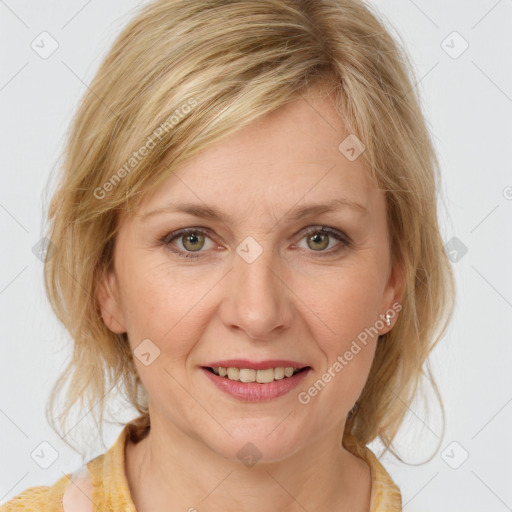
[43,0,455,460]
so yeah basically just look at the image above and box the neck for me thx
[124,415,371,512]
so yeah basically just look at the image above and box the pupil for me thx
[184,233,203,251]
[309,232,328,250]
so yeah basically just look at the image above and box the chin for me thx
[201,420,306,466]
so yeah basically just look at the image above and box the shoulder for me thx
[0,474,68,512]
[1,418,147,512]
[360,446,402,512]
[343,436,402,512]
[1,486,48,511]
[1,463,97,512]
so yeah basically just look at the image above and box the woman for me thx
[1,0,455,510]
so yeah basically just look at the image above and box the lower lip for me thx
[201,367,311,402]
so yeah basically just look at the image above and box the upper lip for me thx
[203,359,310,370]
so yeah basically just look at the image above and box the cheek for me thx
[119,260,215,359]
[119,264,210,412]
[298,259,383,400]
[306,261,384,342]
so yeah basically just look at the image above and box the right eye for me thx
[160,227,216,259]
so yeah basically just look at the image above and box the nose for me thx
[219,242,293,341]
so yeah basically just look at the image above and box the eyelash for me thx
[159,226,351,259]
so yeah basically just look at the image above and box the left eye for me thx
[297,226,349,253]
[160,226,350,259]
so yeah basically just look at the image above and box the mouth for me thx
[202,365,310,383]
[200,363,312,402]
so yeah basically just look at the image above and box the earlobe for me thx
[96,267,127,334]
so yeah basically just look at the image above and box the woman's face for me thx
[97,88,403,462]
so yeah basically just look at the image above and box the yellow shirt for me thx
[1,419,402,511]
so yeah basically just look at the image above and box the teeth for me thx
[212,366,303,383]
[255,368,274,383]
[239,368,256,382]
[227,367,239,380]
[274,367,285,380]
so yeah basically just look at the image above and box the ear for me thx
[96,266,127,334]
[380,254,406,332]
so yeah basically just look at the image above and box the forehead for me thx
[135,90,380,224]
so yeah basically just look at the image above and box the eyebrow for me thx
[140,198,367,224]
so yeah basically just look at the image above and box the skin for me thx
[97,85,404,512]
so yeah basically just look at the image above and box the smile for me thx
[207,366,306,383]
[201,366,311,402]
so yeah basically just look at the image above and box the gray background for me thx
[1,1,511,510]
